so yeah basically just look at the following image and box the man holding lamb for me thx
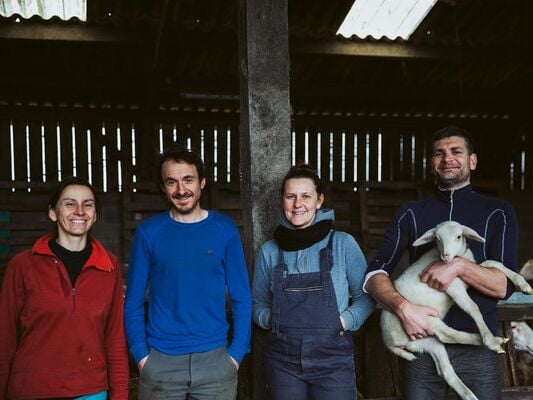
[364,125,519,400]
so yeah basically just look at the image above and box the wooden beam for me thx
[0,22,148,43]
[292,38,450,59]
[292,38,531,61]
[2,21,529,63]
[238,0,291,398]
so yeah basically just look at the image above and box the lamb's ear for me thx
[462,226,485,243]
[413,228,436,247]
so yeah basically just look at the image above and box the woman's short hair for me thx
[280,163,323,196]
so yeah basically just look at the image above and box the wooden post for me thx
[238,0,291,398]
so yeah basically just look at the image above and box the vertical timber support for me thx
[238,0,291,398]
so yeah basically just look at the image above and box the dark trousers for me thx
[404,344,502,400]
[139,346,238,400]
[265,332,356,400]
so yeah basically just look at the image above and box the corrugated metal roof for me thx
[0,0,86,21]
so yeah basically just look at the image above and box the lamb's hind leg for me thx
[481,260,533,294]
[406,338,479,400]
[430,318,483,346]
[446,280,507,353]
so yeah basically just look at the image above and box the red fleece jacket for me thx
[0,235,128,399]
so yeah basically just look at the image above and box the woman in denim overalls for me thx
[252,164,375,399]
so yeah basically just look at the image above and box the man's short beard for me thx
[172,197,200,215]
[435,171,470,189]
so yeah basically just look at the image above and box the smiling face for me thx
[431,135,477,190]
[282,177,324,229]
[48,184,97,241]
[161,160,206,219]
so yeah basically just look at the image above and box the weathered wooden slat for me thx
[344,130,355,184]
[104,121,120,192]
[58,120,74,178]
[217,124,228,184]
[304,128,316,171]
[28,121,43,183]
[190,123,203,157]
[498,304,533,321]
[0,222,51,230]
[294,127,306,165]
[0,120,11,182]
[88,121,103,190]
[43,120,59,182]
[230,125,239,185]
[11,120,27,185]
[502,320,520,387]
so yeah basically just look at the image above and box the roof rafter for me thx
[2,22,528,62]
[0,21,147,43]
[292,38,530,61]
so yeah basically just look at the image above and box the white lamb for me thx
[381,220,533,400]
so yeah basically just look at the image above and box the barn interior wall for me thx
[1,109,532,399]
[1,109,532,271]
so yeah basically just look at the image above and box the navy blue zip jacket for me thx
[365,184,518,335]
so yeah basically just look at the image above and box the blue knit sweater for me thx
[365,184,518,334]
[124,211,252,364]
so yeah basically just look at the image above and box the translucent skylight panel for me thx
[337,0,437,40]
[0,0,87,21]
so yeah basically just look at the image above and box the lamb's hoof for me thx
[497,349,506,354]
[524,288,533,295]
[484,336,506,353]
[502,337,510,344]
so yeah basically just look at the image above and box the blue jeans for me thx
[139,346,238,400]
[404,344,502,400]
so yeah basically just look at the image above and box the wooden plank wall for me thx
[1,112,531,192]
[1,109,533,399]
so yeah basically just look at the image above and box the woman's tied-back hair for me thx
[280,163,323,196]
[431,125,475,155]
[48,176,100,214]
[157,147,206,187]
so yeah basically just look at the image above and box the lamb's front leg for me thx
[445,280,508,353]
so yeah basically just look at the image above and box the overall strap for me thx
[319,230,335,306]
[319,230,335,272]
[271,246,287,334]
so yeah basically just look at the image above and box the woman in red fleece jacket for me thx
[0,177,128,400]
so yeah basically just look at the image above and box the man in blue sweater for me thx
[124,148,252,399]
[364,126,518,400]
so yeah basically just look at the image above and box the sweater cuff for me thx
[340,309,355,331]
[130,343,150,364]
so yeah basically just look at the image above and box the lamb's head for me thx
[412,221,485,263]
[511,321,533,355]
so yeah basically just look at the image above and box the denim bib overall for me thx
[265,232,356,399]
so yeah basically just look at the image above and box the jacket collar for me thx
[434,183,474,202]
[32,234,114,272]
